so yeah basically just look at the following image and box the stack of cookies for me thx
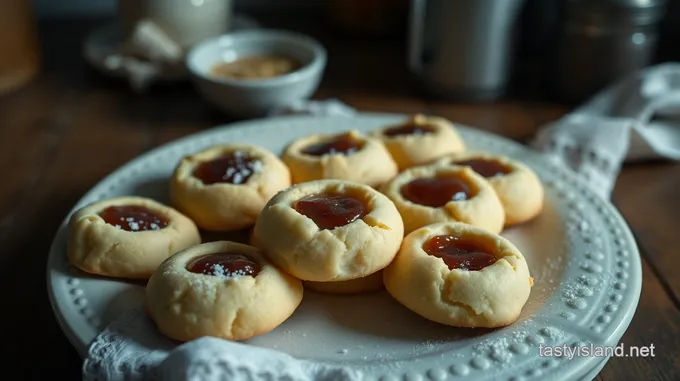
[66,114,542,342]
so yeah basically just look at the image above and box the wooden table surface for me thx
[2,15,678,380]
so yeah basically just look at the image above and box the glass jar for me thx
[552,0,666,103]
[0,0,40,96]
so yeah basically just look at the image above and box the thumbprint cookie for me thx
[435,152,544,226]
[380,164,505,234]
[170,144,291,232]
[281,130,398,188]
[371,114,466,170]
[383,222,532,328]
[67,196,201,279]
[253,179,404,282]
[146,241,303,342]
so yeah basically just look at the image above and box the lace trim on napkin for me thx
[531,115,631,198]
[531,63,680,198]
[83,307,174,381]
[82,305,359,381]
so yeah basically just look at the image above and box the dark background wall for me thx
[33,0,322,17]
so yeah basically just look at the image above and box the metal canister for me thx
[552,0,667,103]
[407,0,526,100]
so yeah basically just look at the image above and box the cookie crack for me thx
[166,225,182,256]
[362,215,390,230]
[441,278,482,316]
[443,202,465,222]
[443,300,480,316]
[284,223,321,270]
[98,242,123,269]
[334,233,351,252]
[288,240,310,269]
[498,255,520,272]
[229,306,244,338]
[169,286,192,315]
[104,242,120,257]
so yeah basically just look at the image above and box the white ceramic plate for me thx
[47,113,642,381]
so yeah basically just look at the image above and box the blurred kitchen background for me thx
[33,0,323,16]
[3,0,680,108]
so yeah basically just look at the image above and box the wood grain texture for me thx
[595,255,680,381]
[0,15,677,380]
[614,163,680,307]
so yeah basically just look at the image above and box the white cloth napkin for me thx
[102,20,186,92]
[532,63,680,198]
[82,65,680,381]
[82,304,359,381]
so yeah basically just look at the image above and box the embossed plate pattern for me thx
[47,113,641,380]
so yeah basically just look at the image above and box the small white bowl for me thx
[187,29,327,118]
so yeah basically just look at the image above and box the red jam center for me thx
[193,151,262,185]
[423,235,497,271]
[186,252,261,278]
[400,177,471,207]
[301,134,364,156]
[383,123,435,137]
[294,192,367,230]
[99,205,169,232]
[454,158,512,178]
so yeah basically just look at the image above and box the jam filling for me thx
[294,192,367,230]
[453,158,512,178]
[383,123,435,137]
[422,235,497,271]
[193,151,263,185]
[186,252,261,278]
[400,177,471,207]
[99,205,169,232]
[301,134,364,156]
